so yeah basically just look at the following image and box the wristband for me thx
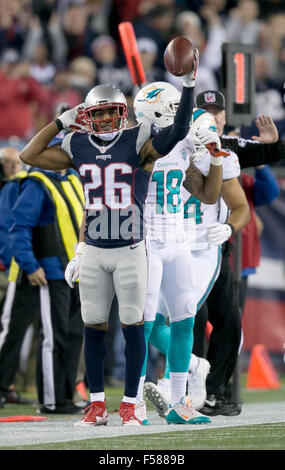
[183,79,195,88]
[55,118,64,131]
[76,241,86,254]
[210,155,223,166]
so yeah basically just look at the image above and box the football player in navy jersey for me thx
[18,51,216,427]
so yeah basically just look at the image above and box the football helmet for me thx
[189,108,218,160]
[134,82,181,128]
[84,84,128,140]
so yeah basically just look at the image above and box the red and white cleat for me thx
[74,401,108,427]
[119,401,142,426]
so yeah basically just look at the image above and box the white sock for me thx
[90,392,105,403]
[189,353,199,372]
[136,376,146,403]
[122,396,136,404]
[170,372,188,406]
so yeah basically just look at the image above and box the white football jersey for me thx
[182,149,240,250]
[144,136,195,242]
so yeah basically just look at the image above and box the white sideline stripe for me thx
[0,282,16,351]
[40,285,55,408]
[0,403,284,447]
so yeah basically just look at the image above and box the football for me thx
[164,36,195,76]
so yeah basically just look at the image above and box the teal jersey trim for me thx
[192,108,207,122]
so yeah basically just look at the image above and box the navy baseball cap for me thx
[195,90,226,110]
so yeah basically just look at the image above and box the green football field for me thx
[0,374,284,451]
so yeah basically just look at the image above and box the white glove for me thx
[195,126,221,150]
[56,104,87,133]
[65,242,86,288]
[180,48,199,88]
[208,222,233,245]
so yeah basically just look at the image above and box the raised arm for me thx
[221,116,285,169]
[20,122,73,170]
[140,50,199,173]
[19,105,86,170]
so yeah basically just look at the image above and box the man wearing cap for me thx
[195,90,285,167]
[189,90,285,416]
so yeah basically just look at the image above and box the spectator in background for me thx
[267,13,285,83]
[137,37,165,84]
[0,146,23,311]
[61,4,91,62]
[134,4,176,70]
[90,35,133,96]
[0,48,47,149]
[225,0,261,44]
[0,0,32,55]
[26,41,56,86]
[45,67,82,121]
[85,0,111,42]
[0,146,23,188]
[69,56,97,100]
[22,13,67,68]
[166,10,219,96]
[255,21,276,69]
[254,54,285,122]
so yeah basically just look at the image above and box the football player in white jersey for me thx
[142,105,250,418]
[133,82,230,425]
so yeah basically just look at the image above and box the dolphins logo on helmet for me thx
[134,82,181,128]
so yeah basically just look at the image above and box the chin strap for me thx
[93,130,120,141]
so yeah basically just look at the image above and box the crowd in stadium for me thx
[0,0,284,424]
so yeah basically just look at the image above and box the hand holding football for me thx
[164,37,195,76]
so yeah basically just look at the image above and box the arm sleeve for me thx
[220,136,285,169]
[151,86,194,155]
[253,166,280,206]
[9,180,45,274]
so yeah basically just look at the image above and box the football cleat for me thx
[166,396,211,424]
[74,400,108,426]
[119,401,142,426]
[200,395,242,416]
[144,378,171,418]
[135,400,150,425]
[187,357,210,410]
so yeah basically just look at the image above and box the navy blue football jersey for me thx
[61,124,156,248]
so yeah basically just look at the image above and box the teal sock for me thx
[140,321,154,377]
[168,317,194,372]
[149,313,170,379]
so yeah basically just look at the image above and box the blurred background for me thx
[0,0,284,386]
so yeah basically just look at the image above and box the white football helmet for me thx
[134,81,181,128]
[189,107,218,160]
[84,84,128,140]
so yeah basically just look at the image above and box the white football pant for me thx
[79,241,148,325]
[156,244,222,319]
[144,240,196,323]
